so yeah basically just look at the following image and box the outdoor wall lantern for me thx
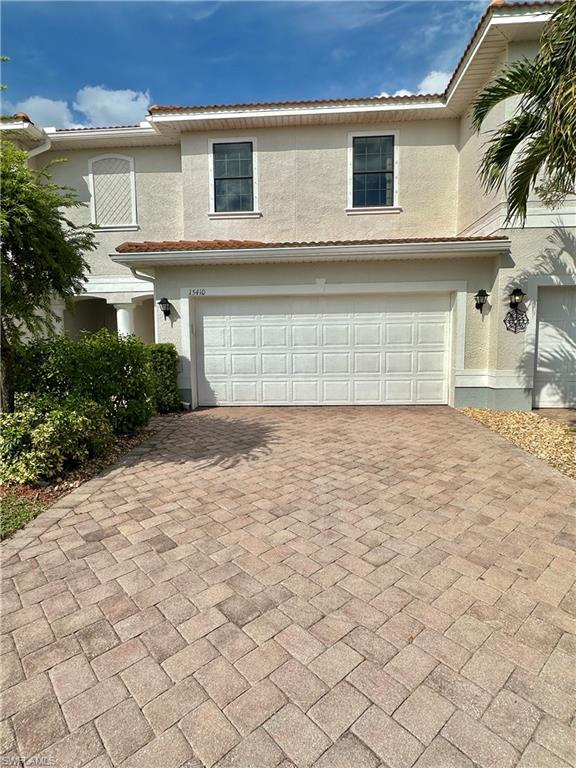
[508,287,527,309]
[158,297,171,319]
[504,287,529,334]
[474,289,489,313]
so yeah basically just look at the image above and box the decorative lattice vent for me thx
[91,156,135,226]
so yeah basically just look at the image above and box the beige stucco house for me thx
[3,0,574,410]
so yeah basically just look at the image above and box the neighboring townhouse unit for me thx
[3,0,574,410]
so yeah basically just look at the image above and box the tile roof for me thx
[54,124,141,133]
[148,93,441,114]
[116,236,508,253]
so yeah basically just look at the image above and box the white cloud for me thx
[4,85,151,129]
[417,70,451,94]
[73,85,151,126]
[378,88,413,97]
[3,96,82,128]
[378,70,451,99]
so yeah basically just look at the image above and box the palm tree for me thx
[472,0,576,224]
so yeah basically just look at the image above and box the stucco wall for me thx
[181,120,460,242]
[488,226,576,375]
[42,145,183,277]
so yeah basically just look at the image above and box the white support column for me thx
[52,301,67,334]
[113,303,135,336]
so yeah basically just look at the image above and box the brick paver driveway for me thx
[2,406,576,768]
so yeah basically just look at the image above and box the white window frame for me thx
[346,130,401,214]
[208,137,261,219]
[88,154,138,230]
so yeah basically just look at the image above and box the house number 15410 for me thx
[189,288,206,296]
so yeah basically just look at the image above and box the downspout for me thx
[129,268,159,342]
[129,267,155,285]
[27,137,52,159]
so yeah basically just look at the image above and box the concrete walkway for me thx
[1,406,575,767]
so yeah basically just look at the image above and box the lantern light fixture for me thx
[508,287,526,309]
[474,289,489,313]
[158,297,171,319]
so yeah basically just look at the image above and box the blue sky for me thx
[2,0,488,128]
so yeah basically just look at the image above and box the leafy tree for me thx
[472,0,576,224]
[0,140,96,411]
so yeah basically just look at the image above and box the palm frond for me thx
[471,59,536,131]
[472,0,576,223]
[504,134,550,224]
[478,111,543,193]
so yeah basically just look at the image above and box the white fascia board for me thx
[111,239,510,267]
[492,11,553,26]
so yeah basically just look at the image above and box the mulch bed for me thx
[459,408,576,480]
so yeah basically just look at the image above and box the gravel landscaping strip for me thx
[459,408,576,480]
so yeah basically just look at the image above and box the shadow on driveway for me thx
[136,410,280,470]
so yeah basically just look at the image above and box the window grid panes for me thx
[352,136,395,208]
[213,142,254,212]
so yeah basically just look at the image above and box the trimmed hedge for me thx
[0,393,113,485]
[148,343,183,414]
[6,332,183,486]
[13,330,179,433]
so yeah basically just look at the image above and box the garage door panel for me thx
[204,355,227,375]
[386,352,413,374]
[324,381,350,401]
[262,354,288,374]
[263,381,288,402]
[385,380,413,402]
[354,353,380,373]
[293,381,318,401]
[231,355,257,374]
[325,353,351,373]
[293,354,319,374]
[418,322,446,345]
[197,294,449,406]
[355,325,381,345]
[293,326,318,346]
[262,327,287,346]
[354,381,381,401]
[418,351,445,373]
[386,324,413,344]
[417,380,446,402]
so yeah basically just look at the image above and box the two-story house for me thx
[3,0,575,410]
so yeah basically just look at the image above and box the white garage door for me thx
[534,287,576,408]
[196,294,450,406]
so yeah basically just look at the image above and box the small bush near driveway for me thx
[148,343,183,414]
[0,393,113,485]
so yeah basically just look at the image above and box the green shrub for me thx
[80,331,155,433]
[14,335,84,399]
[15,330,155,433]
[147,343,182,413]
[0,394,113,485]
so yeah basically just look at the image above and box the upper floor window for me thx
[88,154,137,229]
[209,139,259,215]
[348,132,399,211]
